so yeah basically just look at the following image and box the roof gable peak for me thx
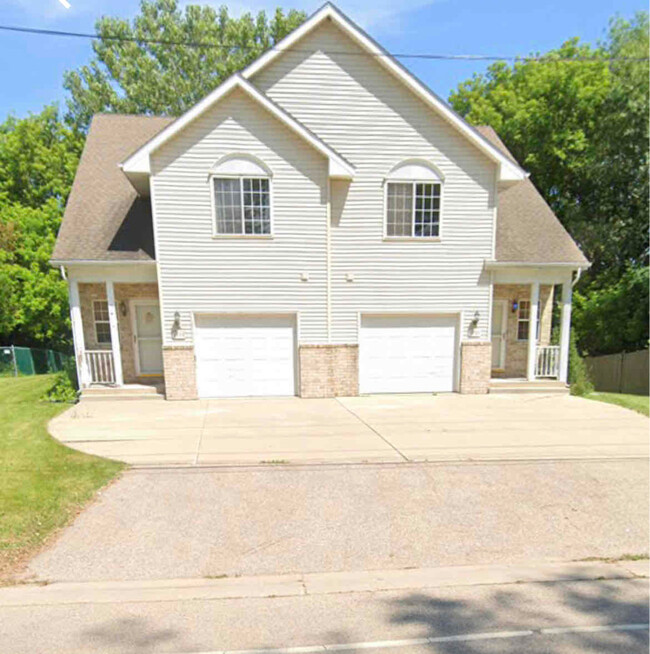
[243,2,526,183]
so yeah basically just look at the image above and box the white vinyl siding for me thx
[253,21,497,343]
[150,89,329,345]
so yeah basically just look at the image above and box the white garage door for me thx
[359,315,457,394]
[194,315,296,398]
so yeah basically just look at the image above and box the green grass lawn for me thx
[586,391,650,417]
[0,375,123,581]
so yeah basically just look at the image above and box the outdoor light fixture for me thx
[119,301,127,317]
[511,300,519,313]
[171,311,182,339]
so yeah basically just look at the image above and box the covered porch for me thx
[488,265,580,385]
[66,264,164,390]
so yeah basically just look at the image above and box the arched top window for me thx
[210,153,273,178]
[210,154,273,237]
[386,158,444,182]
[384,159,443,239]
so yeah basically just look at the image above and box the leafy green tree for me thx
[0,199,71,349]
[0,105,82,208]
[64,0,306,129]
[449,13,648,278]
[573,266,649,356]
[0,106,81,349]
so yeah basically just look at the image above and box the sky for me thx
[0,0,645,121]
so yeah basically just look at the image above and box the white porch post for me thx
[526,281,540,381]
[68,278,90,388]
[558,280,573,383]
[105,281,124,386]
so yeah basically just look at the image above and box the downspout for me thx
[326,177,332,344]
[572,267,582,287]
[59,265,67,281]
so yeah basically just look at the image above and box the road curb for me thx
[2,559,647,608]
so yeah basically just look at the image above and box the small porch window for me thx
[93,300,112,344]
[517,300,541,341]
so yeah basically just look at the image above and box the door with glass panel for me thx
[491,300,507,370]
[132,301,163,375]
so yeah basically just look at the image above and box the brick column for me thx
[459,341,491,394]
[162,346,198,400]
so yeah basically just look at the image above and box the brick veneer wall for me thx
[162,346,198,400]
[299,345,358,398]
[459,341,491,394]
[492,284,554,378]
[78,282,160,383]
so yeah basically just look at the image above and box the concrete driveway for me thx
[49,393,649,466]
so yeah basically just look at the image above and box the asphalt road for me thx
[1,576,647,653]
[24,458,648,582]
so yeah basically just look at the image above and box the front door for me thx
[491,301,507,370]
[132,301,163,376]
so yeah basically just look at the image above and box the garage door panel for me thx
[360,315,457,394]
[195,315,295,398]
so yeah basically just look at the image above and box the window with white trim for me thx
[384,159,443,239]
[213,177,271,235]
[93,300,112,344]
[386,181,441,237]
[517,300,541,341]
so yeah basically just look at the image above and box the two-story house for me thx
[51,3,589,400]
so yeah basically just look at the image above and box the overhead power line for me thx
[0,23,648,63]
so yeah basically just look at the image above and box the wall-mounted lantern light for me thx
[511,300,519,313]
[119,301,128,317]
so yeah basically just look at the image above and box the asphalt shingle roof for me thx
[51,114,173,262]
[475,126,588,266]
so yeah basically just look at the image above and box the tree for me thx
[64,0,306,129]
[0,106,81,349]
[0,105,82,208]
[573,266,649,356]
[0,199,71,350]
[449,13,649,278]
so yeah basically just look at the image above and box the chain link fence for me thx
[0,346,70,377]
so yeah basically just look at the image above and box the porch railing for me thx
[536,345,560,379]
[84,350,115,384]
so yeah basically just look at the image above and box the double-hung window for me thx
[213,177,271,236]
[386,182,441,237]
[517,300,541,341]
[384,160,443,238]
[93,300,112,344]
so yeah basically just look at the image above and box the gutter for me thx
[484,260,591,270]
[50,259,157,266]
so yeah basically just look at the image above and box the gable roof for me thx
[476,126,589,267]
[51,114,172,263]
[121,74,354,180]
[242,2,527,183]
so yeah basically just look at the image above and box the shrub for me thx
[43,356,78,403]
[569,329,594,396]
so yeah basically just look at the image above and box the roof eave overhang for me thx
[120,74,354,182]
[242,3,527,183]
[50,259,157,267]
[484,260,591,270]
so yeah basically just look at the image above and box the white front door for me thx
[132,301,163,375]
[194,314,296,398]
[359,315,457,394]
[491,300,507,370]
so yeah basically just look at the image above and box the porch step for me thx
[489,380,569,395]
[81,384,165,401]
